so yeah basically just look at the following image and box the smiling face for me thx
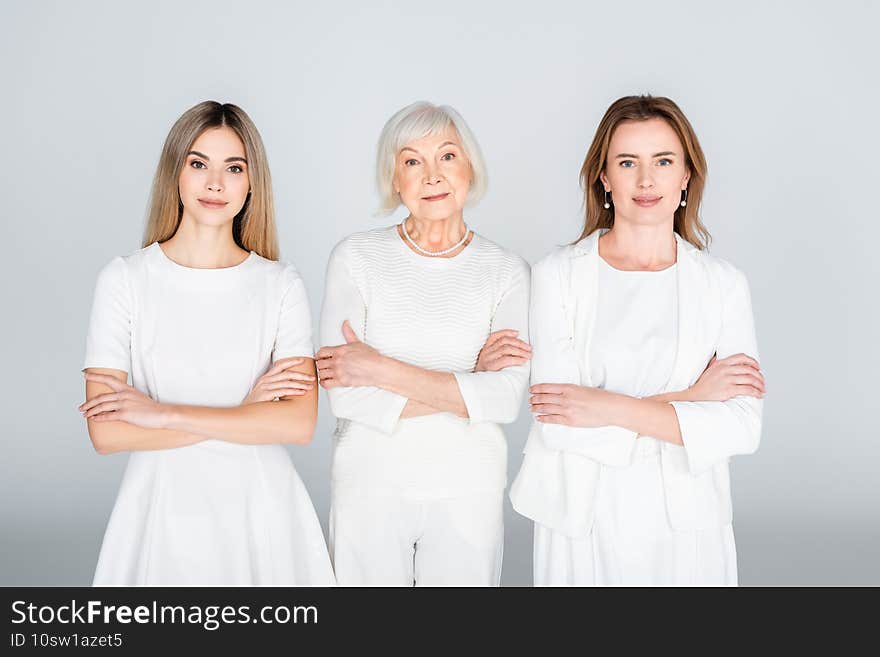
[600,118,690,229]
[393,128,472,222]
[177,126,250,228]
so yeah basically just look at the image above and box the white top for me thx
[591,258,678,454]
[83,242,334,585]
[510,230,762,537]
[319,225,530,498]
[84,242,314,403]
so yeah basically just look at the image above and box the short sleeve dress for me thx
[84,243,335,586]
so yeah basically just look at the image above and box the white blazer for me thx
[509,229,762,536]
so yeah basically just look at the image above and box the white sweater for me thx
[319,225,530,497]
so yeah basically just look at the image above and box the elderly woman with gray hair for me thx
[316,101,531,586]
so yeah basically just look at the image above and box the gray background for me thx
[2,0,877,586]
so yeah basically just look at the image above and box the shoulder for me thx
[532,242,580,278]
[95,255,128,283]
[686,246,751,291]
[94,244,156,290]
[330,225,398,262]
[471,233,529,280]
[248,254,307,294]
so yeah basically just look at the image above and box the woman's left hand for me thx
[474,329,532,372]
[315,320,386,389]
[79,372,171,429]
[529,383,618,427]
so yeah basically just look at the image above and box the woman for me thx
[510,95,765,586]
[316,101,531,586]
[79,101,334,586]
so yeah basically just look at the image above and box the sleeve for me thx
[319,242,407,435]
[670,266,763,475]
[529,252,637,467]
[272,265,315,361]
[83,257,132,373]
[452,258,531,424]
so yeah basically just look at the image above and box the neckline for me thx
[152,242,256,272]
[392,224,478,264]
[599,255,677,274]
[596,231,679,273]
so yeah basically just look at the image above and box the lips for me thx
[198,198,228,209]
[633,196,661,207]
[422,193,450,202]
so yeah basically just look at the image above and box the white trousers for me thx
[330,489,504,586]
[533,441,738,586]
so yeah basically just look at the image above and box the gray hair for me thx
[375,101,488,215]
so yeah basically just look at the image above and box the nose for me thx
[637,168,654,189]
[206,172,224,193]
[423,161,442,185]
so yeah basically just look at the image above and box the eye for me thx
[404,158,419,166]
[441,152,456,161]
[657,158,673,166]
[190,160,207,169]
[619,160,635,168]
[227,164,244,174]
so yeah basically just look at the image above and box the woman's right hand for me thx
[242,357,315,404]
[474,329,532,372]
[688,353,765,401]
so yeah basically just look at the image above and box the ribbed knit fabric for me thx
[319,224,530,498]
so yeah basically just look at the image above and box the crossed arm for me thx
[316,246,531,432]
[529,352,765,446]
[526,254,764,473]
[315,322,530,420]
[80,357,319,454]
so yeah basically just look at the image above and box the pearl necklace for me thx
[400,220,471,257]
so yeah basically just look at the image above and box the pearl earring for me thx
[680,189,688,207]
[604,190,611,209]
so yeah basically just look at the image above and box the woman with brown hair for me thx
[510,95,765,586]
[79,101,334,585]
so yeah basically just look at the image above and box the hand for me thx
[242,357,315,404]
[529,383,616,428]
[688,353,765,401]
[80,372,171,429]
[315,320,386,389]
[474,329,532,372]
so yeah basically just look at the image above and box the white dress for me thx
[533,257,738,586]
[83,242,335,586]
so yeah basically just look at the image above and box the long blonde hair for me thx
[577,95,710,249]
[143,101,279,260]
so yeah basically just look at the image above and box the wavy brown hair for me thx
[577,95,710,249]
[142,101,278,260]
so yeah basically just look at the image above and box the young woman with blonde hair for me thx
[79,101,334,585]
[511,95,765,586]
